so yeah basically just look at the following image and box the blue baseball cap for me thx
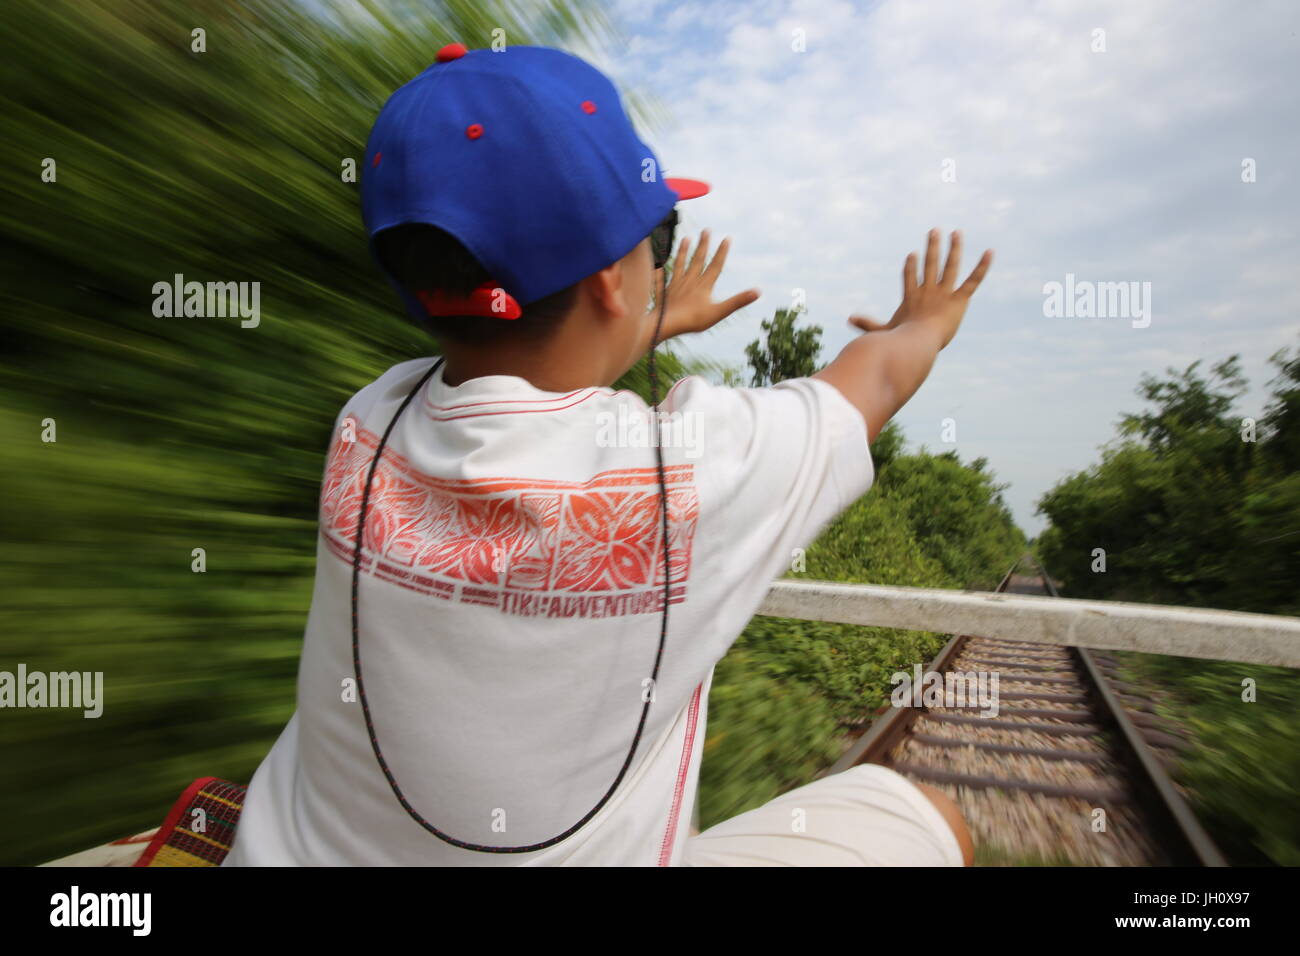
[362,43,709,319]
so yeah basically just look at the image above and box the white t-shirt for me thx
[223,357,873,866]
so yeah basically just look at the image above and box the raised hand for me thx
[655,230,761,342]
[849,229,992,350]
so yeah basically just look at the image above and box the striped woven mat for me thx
[134,776,247,867]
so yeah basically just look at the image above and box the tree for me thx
[1119,357,1246,453]
[743,306,823,385]
[719,365,747,387]
[1036,342,1300,612]
[1261,343,1300,473]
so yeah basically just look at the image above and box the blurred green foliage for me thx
[1112,651,1300,866]
[1035,344,1300,864]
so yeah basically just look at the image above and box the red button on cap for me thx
[436,43,467,62]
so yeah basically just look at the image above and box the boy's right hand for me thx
[848,229,992,350]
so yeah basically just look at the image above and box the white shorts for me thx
[682,764,964,866]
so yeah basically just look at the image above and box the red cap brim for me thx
[665,177,709,201]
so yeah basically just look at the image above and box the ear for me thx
[585,259,626,320]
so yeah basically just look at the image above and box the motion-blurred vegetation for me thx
[1036,345,1300,864]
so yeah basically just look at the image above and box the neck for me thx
[440,307,651,391]
[441,347,596,392]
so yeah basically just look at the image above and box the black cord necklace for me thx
[349,282,674,853]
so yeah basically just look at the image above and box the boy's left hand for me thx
[653,230,760,342]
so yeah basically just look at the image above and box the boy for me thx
[224,43,990,867]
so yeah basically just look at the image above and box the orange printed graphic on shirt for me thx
[320,419,698,616]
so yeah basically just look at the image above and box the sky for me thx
[588,0,1300,535]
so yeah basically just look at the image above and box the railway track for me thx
[825,555,1226,866]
